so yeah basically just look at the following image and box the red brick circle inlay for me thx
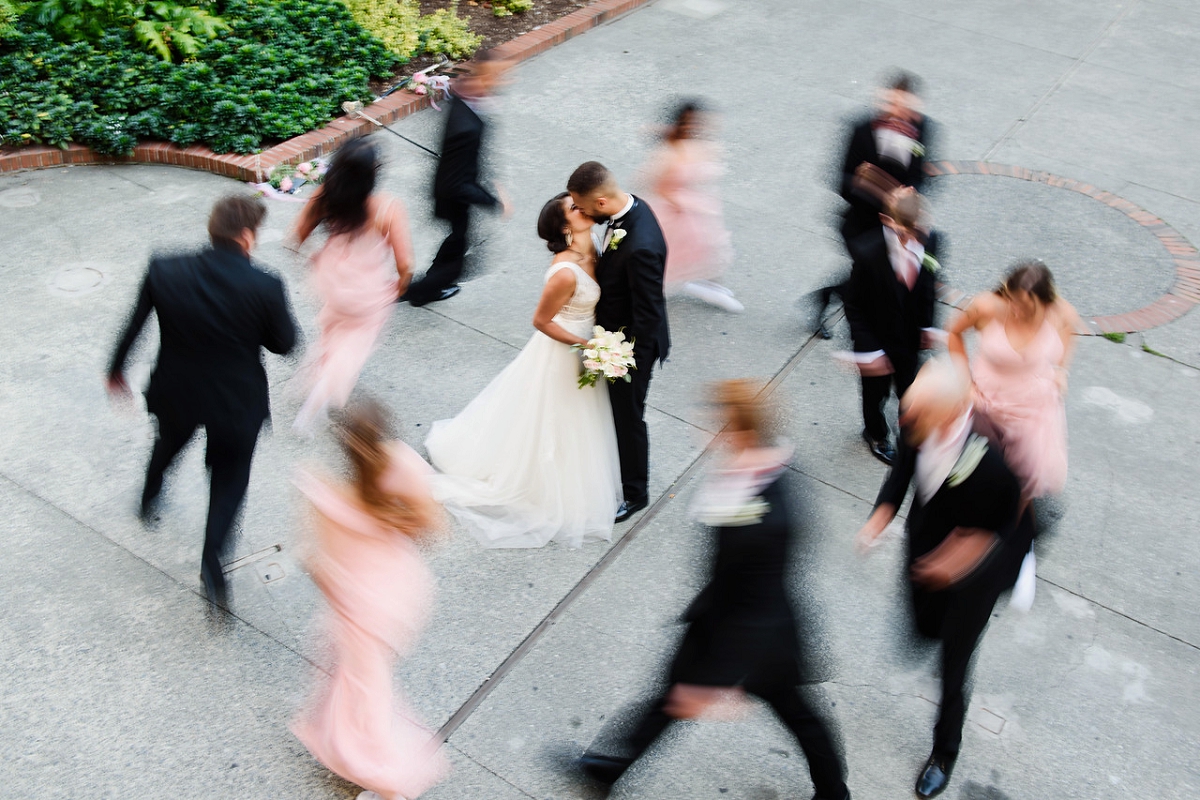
[925,160,1200,335]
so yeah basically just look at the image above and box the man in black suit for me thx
[578,381,849,799]
[814,73,932,338]
[843,187,940,464]
[857,359,1029,798]
[403,52,512,307]
[567,161,669,522]
[107,195,298,605]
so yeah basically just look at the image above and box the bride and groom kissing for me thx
[424,161,670,548]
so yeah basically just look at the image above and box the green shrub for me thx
[340,0,478,61]
[490,0,530,17]
[1,0,400,154]
[31,0,229,61]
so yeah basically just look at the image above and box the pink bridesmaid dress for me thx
[645,147,734,288]
[972,319,1068,499]
[297,198,401,429]
[292,443,449,799]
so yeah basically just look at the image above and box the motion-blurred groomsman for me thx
[107,195,297,606]
[843,187,940,464]
[403,50,512,306]
[814,72,933,338]
[857,359,1028,798]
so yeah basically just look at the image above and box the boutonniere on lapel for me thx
[947,434,988,488]
[921,252,940,273]
[607,228,627,252]
[912,141,926,157]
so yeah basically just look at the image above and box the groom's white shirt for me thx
[601,194,636,251]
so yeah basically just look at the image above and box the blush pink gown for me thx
[644,144,734,288]
[297,198,402,429]
[972,319,1068,499]
[292,443,449,799]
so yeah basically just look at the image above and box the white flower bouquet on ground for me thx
[572,326,636,389]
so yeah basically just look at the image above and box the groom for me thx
[568,161,669,522]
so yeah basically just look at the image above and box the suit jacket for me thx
[672,471,804,686]
[595,197,670,366]
[432,96,497,215]
[839,114,933,238]
[844,225,939,372]
[108,244,298,432]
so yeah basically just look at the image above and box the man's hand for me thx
[911,527,998,589]
[858,354,894,377]
[106,373,131,399]
[496,184,513,221]
[853,162,902,203]
[856,503,896,553]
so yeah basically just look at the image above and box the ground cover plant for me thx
[0,0,482,154]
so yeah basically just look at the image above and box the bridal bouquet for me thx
[572,326,636,389]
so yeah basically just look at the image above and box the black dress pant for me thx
[142,407,259,589]
[405,203,470,306]
[617,677,847,799]
[607,354,654,507]
[860,360,916,442]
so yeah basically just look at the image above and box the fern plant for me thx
[32,0,228,60]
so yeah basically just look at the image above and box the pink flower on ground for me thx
[296,161,312,175]
[280,177,294,192]
[414,85,428,95]
[412,72,428,84]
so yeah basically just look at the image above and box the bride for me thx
[424,192,623,548]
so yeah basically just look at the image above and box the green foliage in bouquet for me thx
[490,0,530,17]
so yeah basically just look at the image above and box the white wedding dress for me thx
[425,261,622,548]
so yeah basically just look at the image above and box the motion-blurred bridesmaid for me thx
[641,100,743,312]
[291,139,413,431]
[947,260,1080,608]
[293,401,448,800]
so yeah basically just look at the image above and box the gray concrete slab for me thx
[2,0,1199,796]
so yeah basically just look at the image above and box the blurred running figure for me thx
[814,72,933,338]
[107,195,298,606]
[291,138,413,432]
[293,401,449,800]
[577,381,850,800]
[641,100,742,312]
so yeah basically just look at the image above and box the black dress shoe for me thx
[817,321,833,340]
[577,753,632,788]
[434,285,461,302]
[201,566,229,609]
[915,753,954,798]
[138,496,161,526]
[615,498,648,523]
[862,430,896,465]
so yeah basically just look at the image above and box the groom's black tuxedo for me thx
[596,196,669,508]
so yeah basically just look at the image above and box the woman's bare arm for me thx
[291,185,324,247]
[375,195,414,295]
[532,266,589,346]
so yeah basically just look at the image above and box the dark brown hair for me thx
[338,399,425,536]
[887,70,921,95]
[664,99,705,142]
[884,189,923,230]
[313,137,379,236]
[567,161,613,197]
[208,195,266,251]
[997,259,1057,305]
[537,192,571,254]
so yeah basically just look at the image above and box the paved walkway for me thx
[2,1,1198,798]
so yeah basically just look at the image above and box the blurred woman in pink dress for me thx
[947,260,1080,608]
[640,100,743,313]
[291,140,414,431]
[293,400,448,800]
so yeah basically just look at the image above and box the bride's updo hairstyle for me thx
[537,191,571,254]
